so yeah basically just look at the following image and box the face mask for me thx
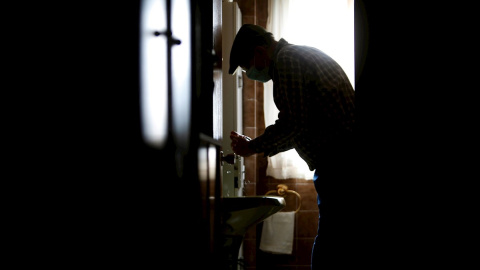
[246,57,271,83]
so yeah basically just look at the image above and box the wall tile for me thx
[257,250,297,268]
[257,19,268,29]
[244,179,256,196]
[295,182,318,211]
[270,177,297,185]
[244,168,256,185]
[236,0,256,17]
[255,103,265,133]
[242,238,257,269]
[244,152,257,182]
[296,238,315,266]
[255,83,265,133]
[243,127,257,140]
[297,211,318,238]
[242,15,255,25]
[264,182,278,196]
[284,194,298,213]
[243,99,256,128]
[244,225,256,240]
[255,82,264,103]
[256,155,268,181]
[256,0,268,19]
[243,77,256,100]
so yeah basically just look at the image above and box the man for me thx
[228,24,357,269]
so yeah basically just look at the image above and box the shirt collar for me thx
[273,38,290,60]
[270,38,290,79]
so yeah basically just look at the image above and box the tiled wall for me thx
[234,0,319,269]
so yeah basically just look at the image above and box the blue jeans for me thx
[311,165,358,269]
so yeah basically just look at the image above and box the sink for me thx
[219,196,286,269]
[221,196,286,236]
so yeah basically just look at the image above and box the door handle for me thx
[153,30,182,45]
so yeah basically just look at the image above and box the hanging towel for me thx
[259,211,295,254]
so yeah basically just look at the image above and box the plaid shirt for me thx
[249,38,355,171]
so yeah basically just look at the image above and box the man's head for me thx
[228,24,275,76]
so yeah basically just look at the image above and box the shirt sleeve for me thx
[249,50,305,157]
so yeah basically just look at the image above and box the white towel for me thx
[259,211,295,254]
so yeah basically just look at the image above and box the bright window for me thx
[265,0,354,179]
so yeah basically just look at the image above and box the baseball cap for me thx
[228,24,269,74]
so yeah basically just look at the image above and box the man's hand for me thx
[230,131,255,157]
